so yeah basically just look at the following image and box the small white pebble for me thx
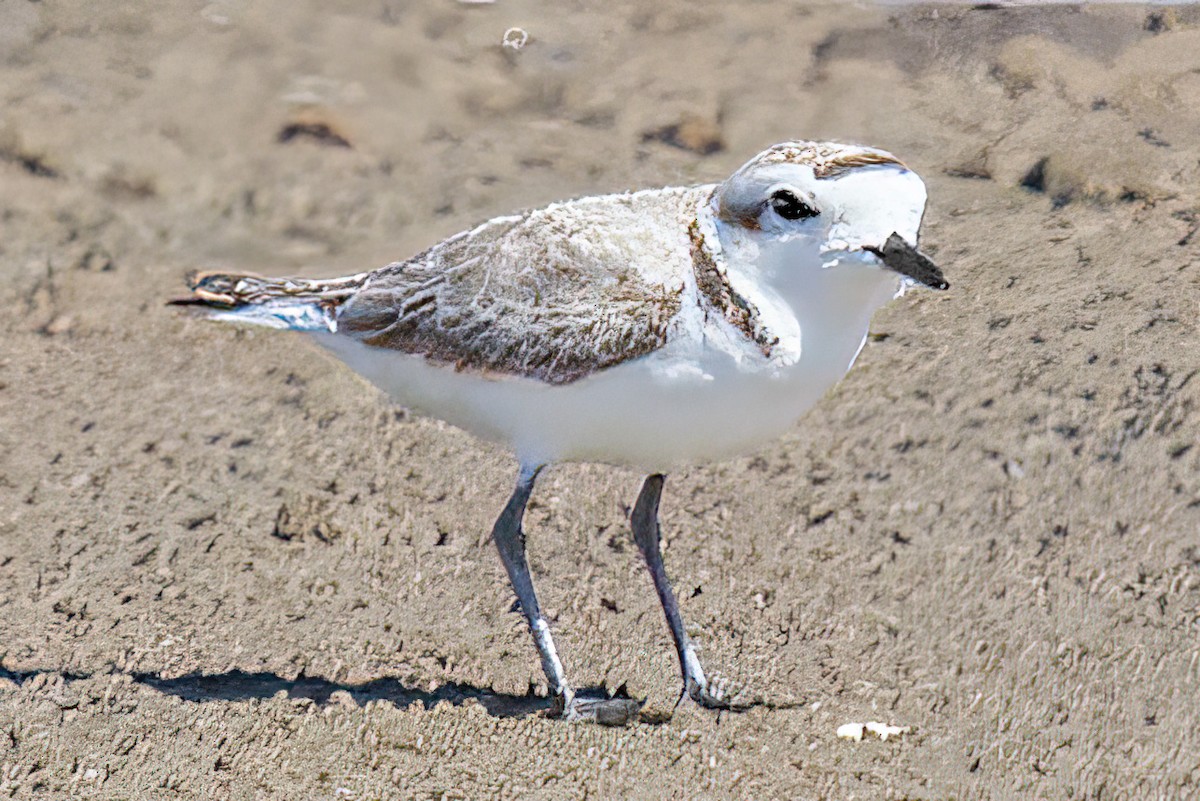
[865,721,911,741]
[502,27,528,50]
[837,721,911,742]
[836,722,864,742]
[83,768,100,781]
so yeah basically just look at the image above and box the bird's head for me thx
[712,141,947,291]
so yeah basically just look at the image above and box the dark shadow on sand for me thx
[1,664,578,718]
[131,670,643,720]
[132,670,558,718]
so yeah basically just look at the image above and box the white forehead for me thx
[812,165,927,245]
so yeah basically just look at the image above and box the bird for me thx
[175,140,948,724]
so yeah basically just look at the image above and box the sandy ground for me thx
[2,2,1200,798]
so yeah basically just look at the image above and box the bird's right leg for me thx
[631,473,744,710]
[490,464,639,725]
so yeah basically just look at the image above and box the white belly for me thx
[320,339,811,470]
[313,268,898,470]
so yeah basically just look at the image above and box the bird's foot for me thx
[550,691,641,726]
[685,673,752,712]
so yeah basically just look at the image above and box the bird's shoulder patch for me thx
[688,218,778,358]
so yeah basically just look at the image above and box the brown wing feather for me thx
[337,194,692,384]
[177,271,367,309]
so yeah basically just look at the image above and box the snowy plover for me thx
[177,141,947,723]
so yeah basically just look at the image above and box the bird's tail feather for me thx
[170,270,367,332]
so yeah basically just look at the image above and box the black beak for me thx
[863,232,949,291]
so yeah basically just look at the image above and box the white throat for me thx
[714,219,900,397]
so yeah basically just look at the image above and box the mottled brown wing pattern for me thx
[336,207,685,385]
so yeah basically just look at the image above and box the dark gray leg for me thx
[491,464,639,724]
[491,465,568,702]
[632,474,741,710]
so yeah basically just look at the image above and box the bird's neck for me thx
[715,232,899,383]
[778,253,898,370]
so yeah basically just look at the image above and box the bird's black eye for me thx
[769,189,818,221]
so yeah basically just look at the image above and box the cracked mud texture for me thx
[2,2,1200,799]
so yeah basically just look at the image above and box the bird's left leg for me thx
[491,464,639,725]
[631,473,743,710]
